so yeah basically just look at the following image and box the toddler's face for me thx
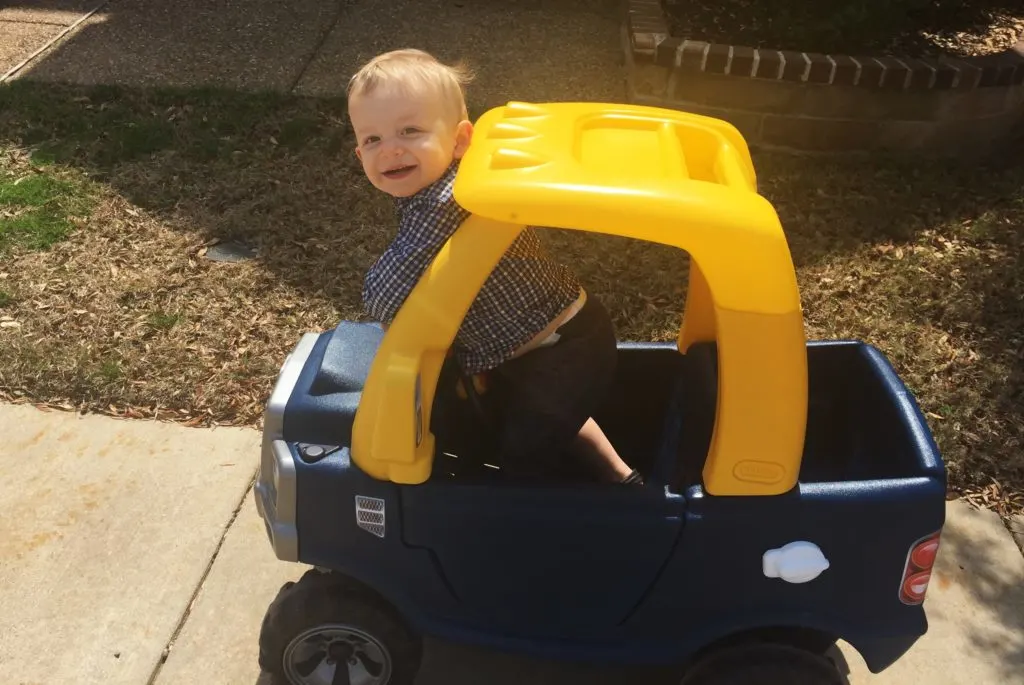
[349,85,472,198]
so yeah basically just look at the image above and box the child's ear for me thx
[452,120,474,159]
[355,147,363,161]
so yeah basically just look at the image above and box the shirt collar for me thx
[395,160,460,211]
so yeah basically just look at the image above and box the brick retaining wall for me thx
[624,0,1024,155]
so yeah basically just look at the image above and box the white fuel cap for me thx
[763,541,830,584]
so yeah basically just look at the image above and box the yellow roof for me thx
[454,101,796,314]
[352,101,808,496]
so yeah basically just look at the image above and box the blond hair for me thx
[347,49,473,122]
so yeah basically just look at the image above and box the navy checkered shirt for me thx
[363,161,581,375]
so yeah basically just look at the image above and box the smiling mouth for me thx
[382,165,417,179]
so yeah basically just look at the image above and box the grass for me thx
[0,80,1021,514]
[147,310,182,332]
[98,359,123,383]
[0,169,93,254]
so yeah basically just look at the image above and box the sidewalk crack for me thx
[287,0,353,94]
[145,473,256,685]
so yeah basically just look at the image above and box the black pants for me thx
[489,294,618,479]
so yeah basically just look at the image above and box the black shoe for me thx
[621,469,644,485]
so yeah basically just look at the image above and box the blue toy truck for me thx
[253,102,946,685]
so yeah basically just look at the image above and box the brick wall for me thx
[624,0,1024,155]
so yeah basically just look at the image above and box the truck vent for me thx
[355,496,385,538]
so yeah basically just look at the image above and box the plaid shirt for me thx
[363,161,580,375]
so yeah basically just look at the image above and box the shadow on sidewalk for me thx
[250,637,859,684]
[2,0,340,92]
[3,0,627,102]
[254,640,683,685]
[928,514,1024,684]
[251,640,852,685]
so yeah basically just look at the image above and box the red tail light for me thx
[899,531,941,605]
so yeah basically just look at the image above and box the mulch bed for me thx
[664,0,1024,58]
[1,81,1022,516]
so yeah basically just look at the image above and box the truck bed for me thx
[798,341,944,484]
[434,337,946,490]
[663,340,945,490]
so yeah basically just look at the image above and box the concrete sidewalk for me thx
[0,0,98,79]
[5,0,339,91]
[1,0,627,107]
[0,403,260,684]
[1,402,1022,684]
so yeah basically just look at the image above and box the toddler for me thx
[347,48,641,485]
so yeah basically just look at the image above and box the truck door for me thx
[400,483,685,635]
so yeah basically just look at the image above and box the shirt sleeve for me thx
[362,198,466,323]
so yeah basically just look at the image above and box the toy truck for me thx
[253,101,946,685]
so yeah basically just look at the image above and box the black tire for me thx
[681,643,845,685]
[259,569,422,685]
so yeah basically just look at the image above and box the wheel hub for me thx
[282,624,392,685]
[325,641,354,664]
